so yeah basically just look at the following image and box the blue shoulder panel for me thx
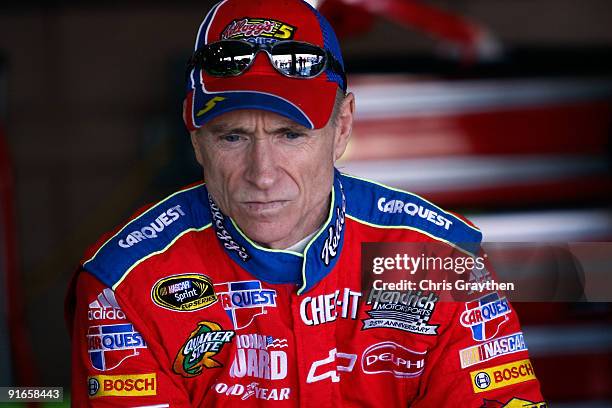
[83,184,212,289]
[340,173,482,255]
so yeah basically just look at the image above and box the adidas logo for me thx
[88,288,126,320]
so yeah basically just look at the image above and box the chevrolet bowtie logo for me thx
[196,96,226,117]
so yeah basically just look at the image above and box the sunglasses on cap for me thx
[187,40,347,92]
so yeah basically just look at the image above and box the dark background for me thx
[1,0,611,405]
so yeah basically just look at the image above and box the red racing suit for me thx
[66,170,546,407]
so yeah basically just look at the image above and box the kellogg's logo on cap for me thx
[221,18,296,41]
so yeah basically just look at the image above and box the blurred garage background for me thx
[1,0,611,405]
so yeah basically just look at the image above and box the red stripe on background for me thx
[352,0,482,62]
[408,176,612,208]
[347,101,612,160]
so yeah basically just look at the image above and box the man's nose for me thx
[244,138,278,190]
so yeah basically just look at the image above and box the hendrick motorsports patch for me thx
[151,274,217,312]
[173,321,234,378]
[362,289,439,335]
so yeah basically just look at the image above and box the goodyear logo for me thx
[470,359,537,393]
[152,274,217,312]
[221,18,296,41]
[173,321,234,378]
[88,373,156,398]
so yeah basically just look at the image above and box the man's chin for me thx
[237,220,296,249]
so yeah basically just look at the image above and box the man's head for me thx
[185,0,354,249]
[184,0,346,130]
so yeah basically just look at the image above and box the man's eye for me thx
[222,134,241,142]
[285,132,303,140]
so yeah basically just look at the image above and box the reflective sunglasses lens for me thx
[204,41,254,76]
[270,43,326,78]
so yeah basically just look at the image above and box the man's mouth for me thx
[240,200,290,213]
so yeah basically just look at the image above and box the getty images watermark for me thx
[370,251,514,293]
[361,242,612,302]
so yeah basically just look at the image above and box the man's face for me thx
[190,94,353,249]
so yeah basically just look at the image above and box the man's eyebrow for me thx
[206,122,308,135]
[269,126,306,134]
[206,124,252,135]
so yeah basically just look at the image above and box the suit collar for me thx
[207,169,346,294]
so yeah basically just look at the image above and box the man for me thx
[67,0,546,406]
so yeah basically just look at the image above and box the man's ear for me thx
[185,98,206,167]
[333,92,355,162]
[190,131,204,167]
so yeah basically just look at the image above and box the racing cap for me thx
[183,0,346,131]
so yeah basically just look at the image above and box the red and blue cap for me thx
[183,0,346,131]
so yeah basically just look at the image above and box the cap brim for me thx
[187,58,338,131]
